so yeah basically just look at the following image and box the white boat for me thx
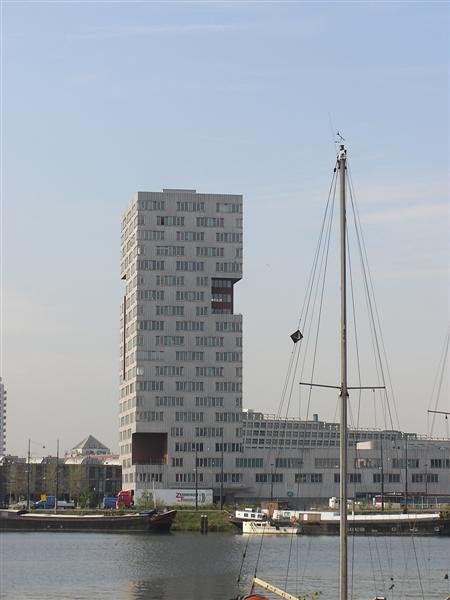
[242,521,298,535]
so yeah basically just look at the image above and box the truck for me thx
[102,496,117,509]
[33,496,75,509]
[135,488,213,506]
[116,489,134,509]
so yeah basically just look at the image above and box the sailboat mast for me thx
[338,144,348,600]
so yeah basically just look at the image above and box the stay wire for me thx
[348,166,400,430]
[347,167,399,432]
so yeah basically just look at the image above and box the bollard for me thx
[200,513,208,534]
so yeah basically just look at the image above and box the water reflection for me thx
[2,532,449,600]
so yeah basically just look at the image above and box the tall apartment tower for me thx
[0,378,6,454]
[119,189,243,500]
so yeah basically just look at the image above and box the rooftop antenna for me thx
[336,131,345,144]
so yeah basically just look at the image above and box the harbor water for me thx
[1,532,449,599]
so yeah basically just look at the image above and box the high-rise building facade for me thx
[0,378,6,454]
[119,189,243,499]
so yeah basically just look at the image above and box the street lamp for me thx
[270,463,274,502]
[26,439,46,510]
[194,443,198,511]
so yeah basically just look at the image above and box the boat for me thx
[232,144,450,600]
[0,507,176,532]
[229,508,268,530]
[242,521,298,535]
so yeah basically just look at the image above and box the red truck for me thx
[116,489,134,509]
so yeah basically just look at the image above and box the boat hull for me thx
[0,509,177,533]
[295,517,450,536]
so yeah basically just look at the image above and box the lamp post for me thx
[195,443,198,511]
[380,436,384,512]
[54,439,59,513]
[220,429,224,510]
[404,433,408,513]
[26,439,31,510]
[270,463,274,502]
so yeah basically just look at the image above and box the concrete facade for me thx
[119,190,243,499]
[237,410,450,507]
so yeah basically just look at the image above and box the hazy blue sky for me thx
[3,1,448,456]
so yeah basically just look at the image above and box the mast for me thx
[338,144,348,600]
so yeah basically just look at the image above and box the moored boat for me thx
[0,508,176,532]
[229,508,267,530]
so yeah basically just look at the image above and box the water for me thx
[1,532,449,600]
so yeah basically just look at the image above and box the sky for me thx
[2,1,449,457]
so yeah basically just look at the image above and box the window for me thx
[196,336,224,347]
[176,261,204,272]
[156,396,184,406]
[215,412,240,422]
[137,260,165,271]
[138,230,165,241]
[176,291,204,302]
[430,459,450,469]
[196,426,223,437]
[175,411,204,422]
[216,321,242,332]
[216,232,242,243]
[295,473,323,483]
[275,458,303,469]
[156,275,184,286]
[136,350,164,361]
[176,321,204,331]
[137,290,164,301]
[196,277,209,286]
[388,473,401,483]
[136,381,164,391]
[216,352,242,362]
[156,246,185,256]
[412,474,423,483]
[155,366,184,377]
[177,231,204,241]
[427,473,439,483]
[392,458,420,469]
[155,336,184,346]
[196,217,224,228]
[216,202,242,213]
[195,396,223,407]
[136,411,163,422]
[256,474,268,483]
[139,199,165,210]
[138,320,164,331]
[156,306,184,316]
[176,201,204,212]
[236,458,263,468]
[215,382,242,392]
[157,216,184,226]
[176,351,204,361]
[175,381,204,392]
[349,473,361,483]
[196,366,223,377]
[315,458,340,469]
[196,247,224,257]
[216,262,242,273]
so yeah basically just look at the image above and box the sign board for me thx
[135,488,213,506]
[40,494,47,501]
[287,491,294,497]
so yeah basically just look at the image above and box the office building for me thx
[119,189,243,500]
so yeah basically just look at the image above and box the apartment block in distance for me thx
[119,189,243,500]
